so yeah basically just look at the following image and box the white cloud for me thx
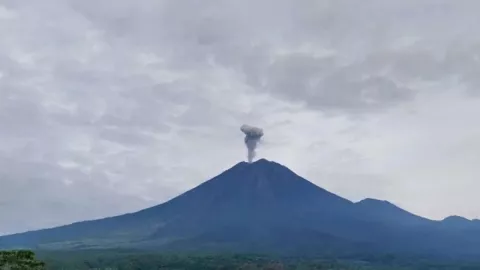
[2,0,480,234]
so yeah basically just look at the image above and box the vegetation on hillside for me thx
[32,250,480,270]
[2,249,480,269]
[0,250,45,269]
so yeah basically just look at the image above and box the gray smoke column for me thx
[240,124,264,163]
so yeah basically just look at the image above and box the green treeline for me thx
[0,250,46,269]
[3,250,480,270]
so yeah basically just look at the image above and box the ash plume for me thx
[240,124,264,163]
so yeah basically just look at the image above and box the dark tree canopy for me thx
[0,250,45,270]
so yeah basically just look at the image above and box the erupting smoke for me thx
[240,124,264,163]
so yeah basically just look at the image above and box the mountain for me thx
[355,198,431,227]
[1,159,480,257]
[442,215,472,227]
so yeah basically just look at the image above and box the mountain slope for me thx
[355,198,432,226]
[0,159,362,251]
[1,159,480,257]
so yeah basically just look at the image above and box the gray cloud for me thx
[262,53,415,113]
[2,0,480,234]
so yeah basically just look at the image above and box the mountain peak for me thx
[230,159,288,176]
[231,158,273,168]
[355,198,430,225]
[253,158,271,163]
[245,158,274,166]
[442,215,471,223]
[357,198,393,206]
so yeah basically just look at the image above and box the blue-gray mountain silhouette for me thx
[1,159,480,256]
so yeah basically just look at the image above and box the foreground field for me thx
[27,250,480,270]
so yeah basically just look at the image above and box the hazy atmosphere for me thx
[2,0,480,235]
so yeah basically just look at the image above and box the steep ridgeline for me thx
[1,159,480,257]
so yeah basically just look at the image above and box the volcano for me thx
[1,159,480,256]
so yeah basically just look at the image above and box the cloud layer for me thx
[2,0,480,234]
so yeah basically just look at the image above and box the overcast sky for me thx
[2,0,480,235]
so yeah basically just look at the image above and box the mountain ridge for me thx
[1,158,480,257]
